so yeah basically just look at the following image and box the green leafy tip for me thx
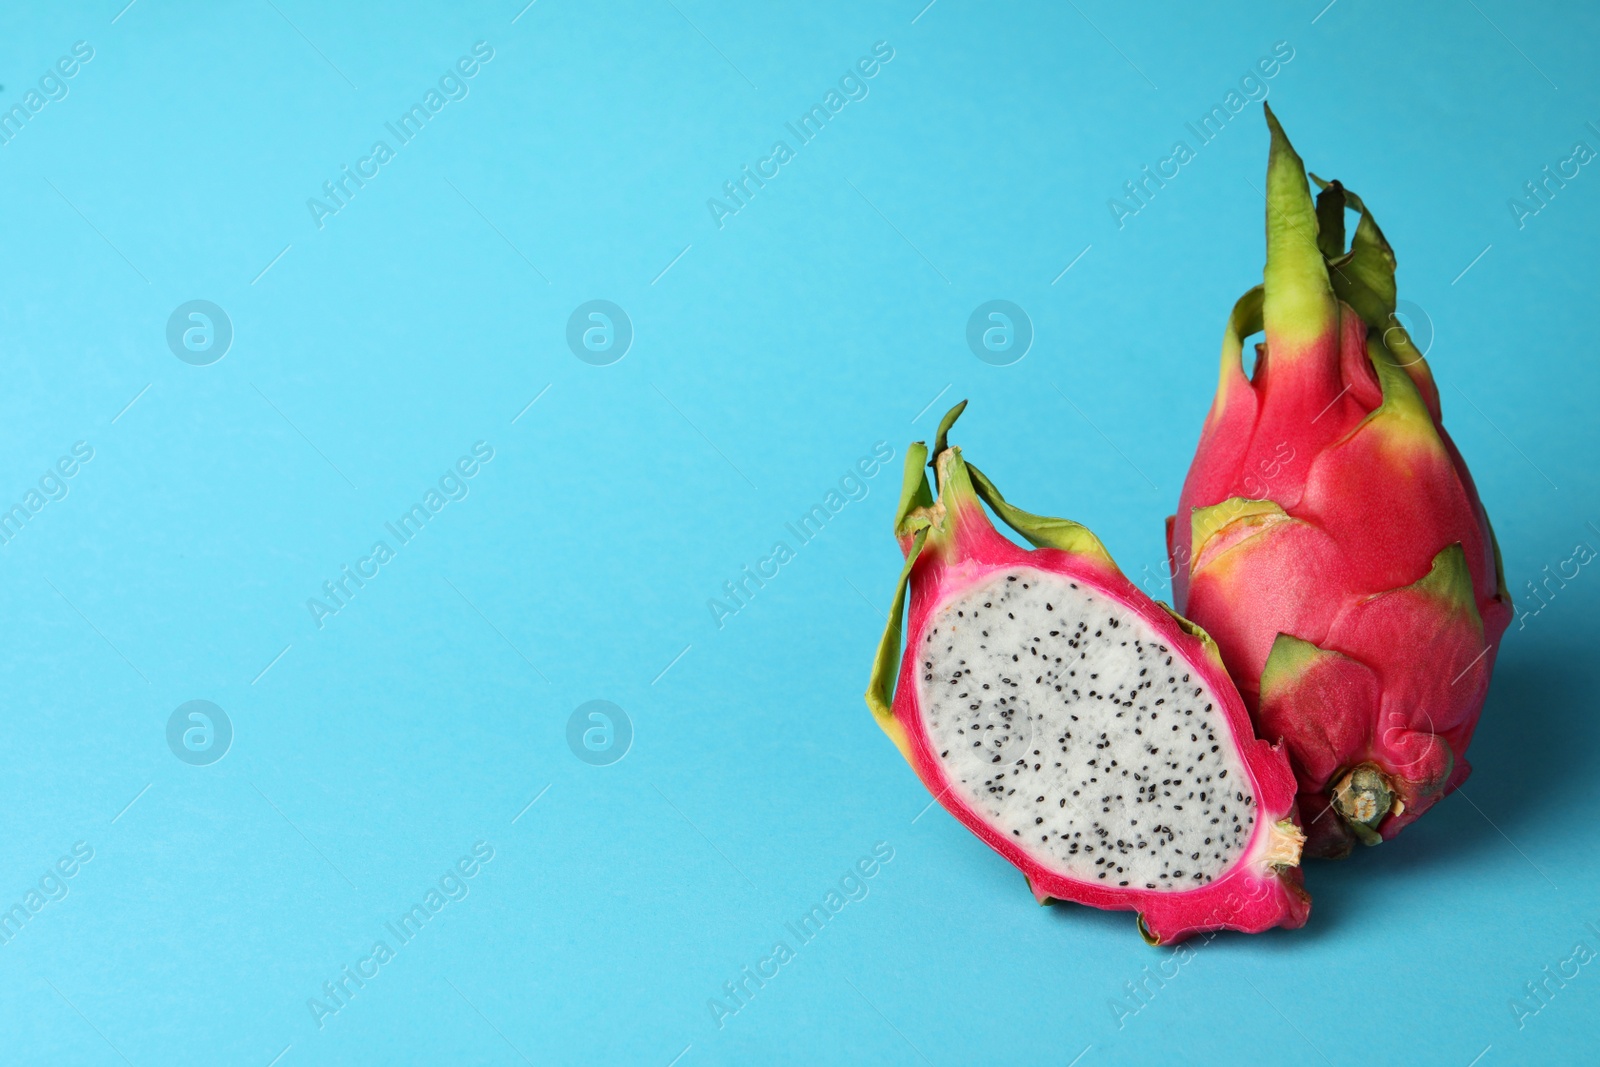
[1261,103,1336,346]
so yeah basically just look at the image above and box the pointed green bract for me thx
[1361,331,1440,439]
[1158,603,1229,674]
[1314,179,1346,260]
[930,399,968,468]
[1309,174,1434,399]
[864,525,928,739]
[933,444,983,513]
[870,436,943,752]
[1259,632,1339,700]
[1262,104,1336,346]
[1218,284,1265,392]
[1410,542,1482,628]
[868,405,993,750]
[1190,496,1288,563]
[1337,186,1398,328]
[1311,174,1400,336]
[965,461,1120,574]
[925,400,1121,570]
[893,440,934,538]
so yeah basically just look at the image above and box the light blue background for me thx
[0,1,1594,1064]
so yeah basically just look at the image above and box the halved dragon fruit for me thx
[866,403,1309,943]
[1167,106,1513,856]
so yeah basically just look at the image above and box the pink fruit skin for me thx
[890,458,1309,943]
[1166,108,1513,856]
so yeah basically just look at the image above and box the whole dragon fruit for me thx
[868,402,1309,943]
[1166,105,1513,857]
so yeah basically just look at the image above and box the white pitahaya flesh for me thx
[920,571,1259,890]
